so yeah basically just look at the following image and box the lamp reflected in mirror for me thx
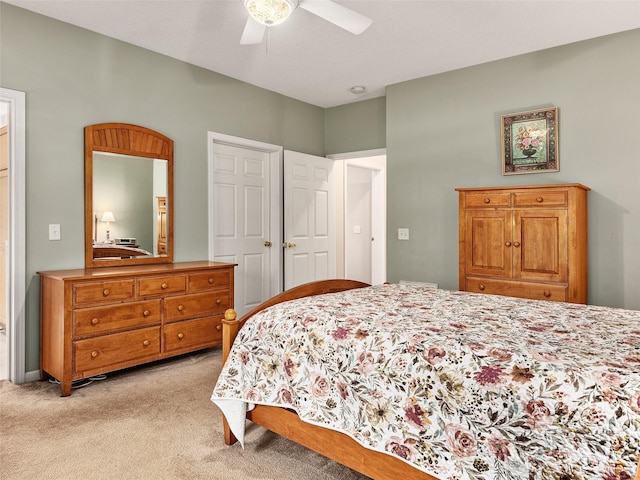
[101,211,116,242]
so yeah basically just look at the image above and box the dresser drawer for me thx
[514,190,568,208]
[73,279,135,306]
[464,192,511,209]
[74,326,160,374]
[465,277,567,302]
[188,269,230,292]
[164,316,222,353]
[137,275,187,296]
[164,291,231,322]
[73,300,161,337]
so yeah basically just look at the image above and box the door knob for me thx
[282,242,296,248]
[264,241,272,247]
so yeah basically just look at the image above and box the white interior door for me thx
[210,140,278,318]
[284,150,336,289]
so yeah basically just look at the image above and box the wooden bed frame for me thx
[220,279,640,480]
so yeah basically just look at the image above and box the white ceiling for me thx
[5,0,640,108]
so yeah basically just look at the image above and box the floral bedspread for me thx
[211,284,640,479]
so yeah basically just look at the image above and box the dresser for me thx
[456,184,589,304]
[39,261,235,396]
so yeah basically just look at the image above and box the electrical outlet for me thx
[49,224,61,241]
[398,228,409,240]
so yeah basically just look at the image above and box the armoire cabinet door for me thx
[513,209,568,283]
[464,210,512,278]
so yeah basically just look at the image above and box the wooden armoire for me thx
[456,184,589,304]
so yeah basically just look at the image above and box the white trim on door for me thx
[0,87,26,384]
[207,132,283,297]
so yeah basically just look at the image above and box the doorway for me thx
[331,150,387,285]
[0,121,6,379]
[0,87,26,384]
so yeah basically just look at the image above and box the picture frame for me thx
[501,107,558,175]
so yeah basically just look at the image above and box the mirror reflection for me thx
[84,123,173,268]
[92,152,168,259]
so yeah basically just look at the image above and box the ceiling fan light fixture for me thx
[244,0,296,26]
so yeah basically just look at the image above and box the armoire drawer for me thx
[164,316,222,353]
[164,291,231,322]
[514,191,568,208]
[188,270,231,292]
[464,192,511,209]
[73,300,161,337]
[73,279,135,306]
[465,277,567,302]
[137,274,187,296]
[74,326,161,374]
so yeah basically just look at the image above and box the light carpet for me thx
[0,348,370,480]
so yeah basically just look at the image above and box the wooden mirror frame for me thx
[84,123,174,268]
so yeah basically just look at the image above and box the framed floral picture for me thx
[501,107,558,175]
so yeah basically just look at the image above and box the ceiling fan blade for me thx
[240,17,266,45]
[299,0,372,35]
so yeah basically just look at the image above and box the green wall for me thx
[0,3,326,372]
[386,29,640,310]
[325,97,386,155]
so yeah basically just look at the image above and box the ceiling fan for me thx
[241,0,373,45]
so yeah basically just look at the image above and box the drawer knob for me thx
[513,241,521,247]
[505,241,512,247]
[484,198,490,204]
[478,284,485,291]
[142,340,150,346]
[102,289,110,296]
[143,310,150,317]
[91,351,99,358]
[216,325,222,331]
[177,305,184,312]
[216,299,222,305]
[536,197,544,203]
[161,283,168,289]
[177,333,184,340]
[91,317,99,325]
[208,278,214,284]
[543,291,551,298]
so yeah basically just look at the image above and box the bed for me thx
[211,280,640,480]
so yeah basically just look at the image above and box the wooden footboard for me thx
[247,404,438,480]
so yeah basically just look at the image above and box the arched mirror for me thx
[84,123,173,268]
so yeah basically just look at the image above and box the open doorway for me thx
[330,150,386,285]
[0,87,26,384]
[0,119,6,379]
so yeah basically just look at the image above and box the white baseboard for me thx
[24,370,41,382]
[399,280,439,289]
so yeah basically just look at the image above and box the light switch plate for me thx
[49,224,61,241]
[398,228,409,240]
